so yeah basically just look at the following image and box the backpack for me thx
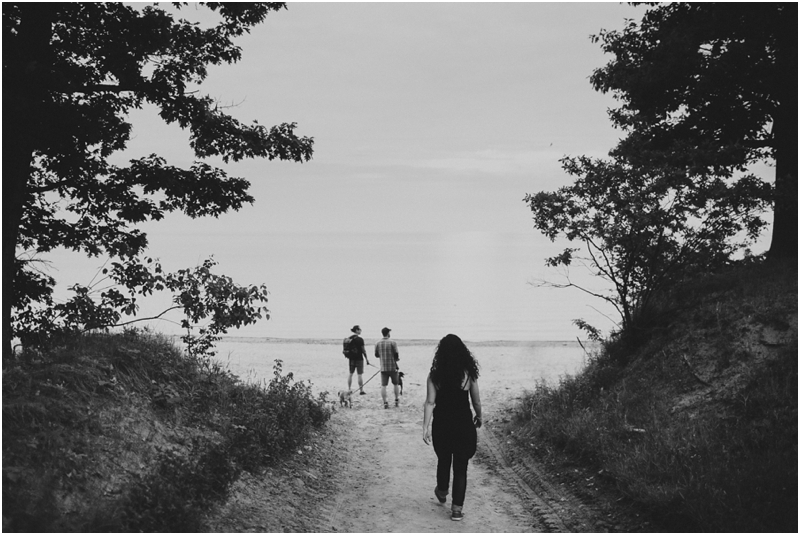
[342,335,358,359]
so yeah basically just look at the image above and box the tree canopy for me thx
[590,2,797,261]
[525,2,794,336]
[525,155,769,333]
[3,3,314,356]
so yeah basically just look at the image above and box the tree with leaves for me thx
[590,2,797,262]
[525,155,770,334]
[3,3,314,357]
[525,2,795,336]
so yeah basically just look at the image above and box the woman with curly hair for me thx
[422,334,482,521]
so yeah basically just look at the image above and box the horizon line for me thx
[208,335,595,346]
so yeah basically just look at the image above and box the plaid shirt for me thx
[374,337,399,372]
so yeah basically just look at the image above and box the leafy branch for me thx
[525,155,770,334]
[13,256,269,358]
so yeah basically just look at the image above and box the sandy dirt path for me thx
[206,379,636,533]
[320,390,542,533]
[206,343,646,532]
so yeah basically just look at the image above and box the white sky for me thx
[43,3,769,342]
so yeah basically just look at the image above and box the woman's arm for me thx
[422,374,437,444]
[470,378,482,428]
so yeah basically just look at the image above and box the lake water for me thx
[213,337,591,414]
[45,231,618,343]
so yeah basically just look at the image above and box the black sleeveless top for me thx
[433,382,472,422]
[431,378,477,458]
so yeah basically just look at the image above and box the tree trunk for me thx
[2,4,54,358]
[2,152,32,359]
[767,3,799,264]
[768,118,799,264]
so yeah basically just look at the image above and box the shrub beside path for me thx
[205,380,648,532]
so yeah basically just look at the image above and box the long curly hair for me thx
[429,334,479,389]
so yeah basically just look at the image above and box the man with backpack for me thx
[344,325,370,395]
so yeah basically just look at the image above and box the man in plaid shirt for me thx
[375,327,400,408]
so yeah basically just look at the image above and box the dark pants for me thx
[432,409,477,509]
[435,451,470,507]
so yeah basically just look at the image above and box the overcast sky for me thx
[51,3,676,341]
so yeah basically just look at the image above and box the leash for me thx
[348,364,402,394]
[361,366,382,390]
[349,365,402,394]
[348,365,381,394]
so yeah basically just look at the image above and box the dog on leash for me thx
[338,390,353,408]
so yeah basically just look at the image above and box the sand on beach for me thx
[213,337,590,411]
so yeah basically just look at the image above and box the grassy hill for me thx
[2,330,331,532]
[507,259,797,532]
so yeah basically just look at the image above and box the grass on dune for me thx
[3,328,331,532]
[510,260,798,532]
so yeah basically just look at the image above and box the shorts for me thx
[381,370,399,386]
[349,359,364,375]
